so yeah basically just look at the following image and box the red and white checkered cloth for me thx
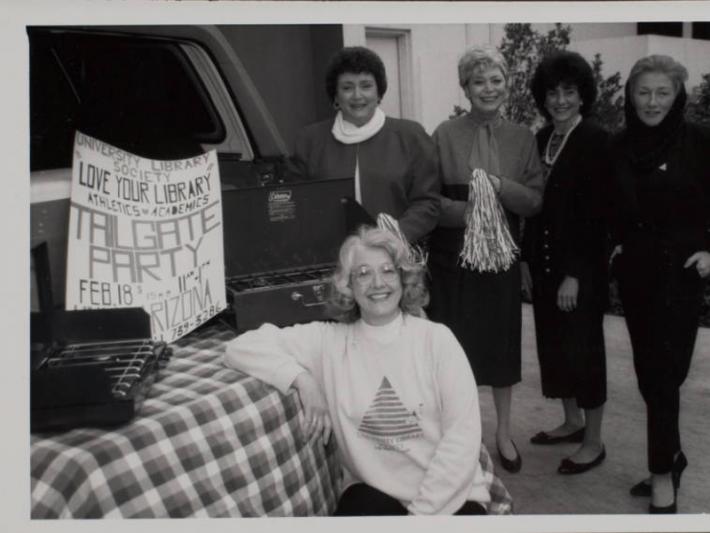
[479,444,514,514]
[31,322,512,517]
[31,323,340,518]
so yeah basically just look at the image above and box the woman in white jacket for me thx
[224,226,493,515]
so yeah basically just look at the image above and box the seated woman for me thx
[224,226,494,515]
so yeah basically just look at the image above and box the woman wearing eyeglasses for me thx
[224,226,508,516]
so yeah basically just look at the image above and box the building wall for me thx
[344,23,710,133]
[345,24,495,133]
[571,34,710,88]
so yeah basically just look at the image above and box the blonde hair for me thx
[458,44,509,89]
[628,55,688,94]
[326,226,428,323]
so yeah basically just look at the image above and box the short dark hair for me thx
[324,46,387,104]
[530,51,597,121]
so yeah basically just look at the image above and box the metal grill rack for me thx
[227,265,334,292]
[43,339,171,398]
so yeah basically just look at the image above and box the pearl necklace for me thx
[543,115,582,167]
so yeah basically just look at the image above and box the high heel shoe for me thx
[648,452,686,514]
[649,498,676,514]
[671,451,687,490]
[631,451,687,498]
[649,481,677,514]
[629,479,652,497]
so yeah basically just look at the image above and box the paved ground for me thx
[478,304,710,516]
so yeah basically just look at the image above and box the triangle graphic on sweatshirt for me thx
[358,377,423,444]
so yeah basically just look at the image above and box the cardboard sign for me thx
[65,132,226,343]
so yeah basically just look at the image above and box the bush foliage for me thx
[498,23,625,131]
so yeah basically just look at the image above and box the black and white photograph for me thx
[3,1,710,532]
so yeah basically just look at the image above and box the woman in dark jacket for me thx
[522,51,609,475]
[291,46,440,244]
[609,54,710,513]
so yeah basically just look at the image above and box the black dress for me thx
[523,120,609,409]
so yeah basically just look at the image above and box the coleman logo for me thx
[269,190,292,202]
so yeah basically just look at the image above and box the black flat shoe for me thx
[558,446,606,475]
[530,427,585,445]
[497,440,522,473]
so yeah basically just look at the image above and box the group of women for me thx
[225,44,710,516]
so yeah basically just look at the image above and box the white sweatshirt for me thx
[223,313,490,515]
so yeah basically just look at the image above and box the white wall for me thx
[344,23,710,132]
[409,24,468,132]
[571,34,710,89]
[345,23,471,133]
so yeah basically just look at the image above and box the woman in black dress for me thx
[609,55,710,513]
[522,51,609,475]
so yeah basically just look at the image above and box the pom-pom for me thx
[459,168,519,272]
[376,213,428,266]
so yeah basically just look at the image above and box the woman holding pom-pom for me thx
[428,45,544,473]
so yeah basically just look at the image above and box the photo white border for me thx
[3,2,710,533]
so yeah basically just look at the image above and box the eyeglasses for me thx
[351,264,399,286]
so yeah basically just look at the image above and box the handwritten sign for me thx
[65,132,226,343]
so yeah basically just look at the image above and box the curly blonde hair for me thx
[326,225,428,323]
[458,44,509,89]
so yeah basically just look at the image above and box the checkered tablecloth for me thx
[479,444,513,515]
[30,322,341,518]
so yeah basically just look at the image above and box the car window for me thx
[30,29,228,171]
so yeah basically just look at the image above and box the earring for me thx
[333,101,340,110]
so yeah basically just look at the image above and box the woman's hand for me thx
[487,173,502,195]
[684,251,710,278]
[521,261,533,301]
[292,371,332,445]
[557,276,579,312]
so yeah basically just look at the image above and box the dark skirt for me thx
[427,249,522,387]
[531,278,606,409]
